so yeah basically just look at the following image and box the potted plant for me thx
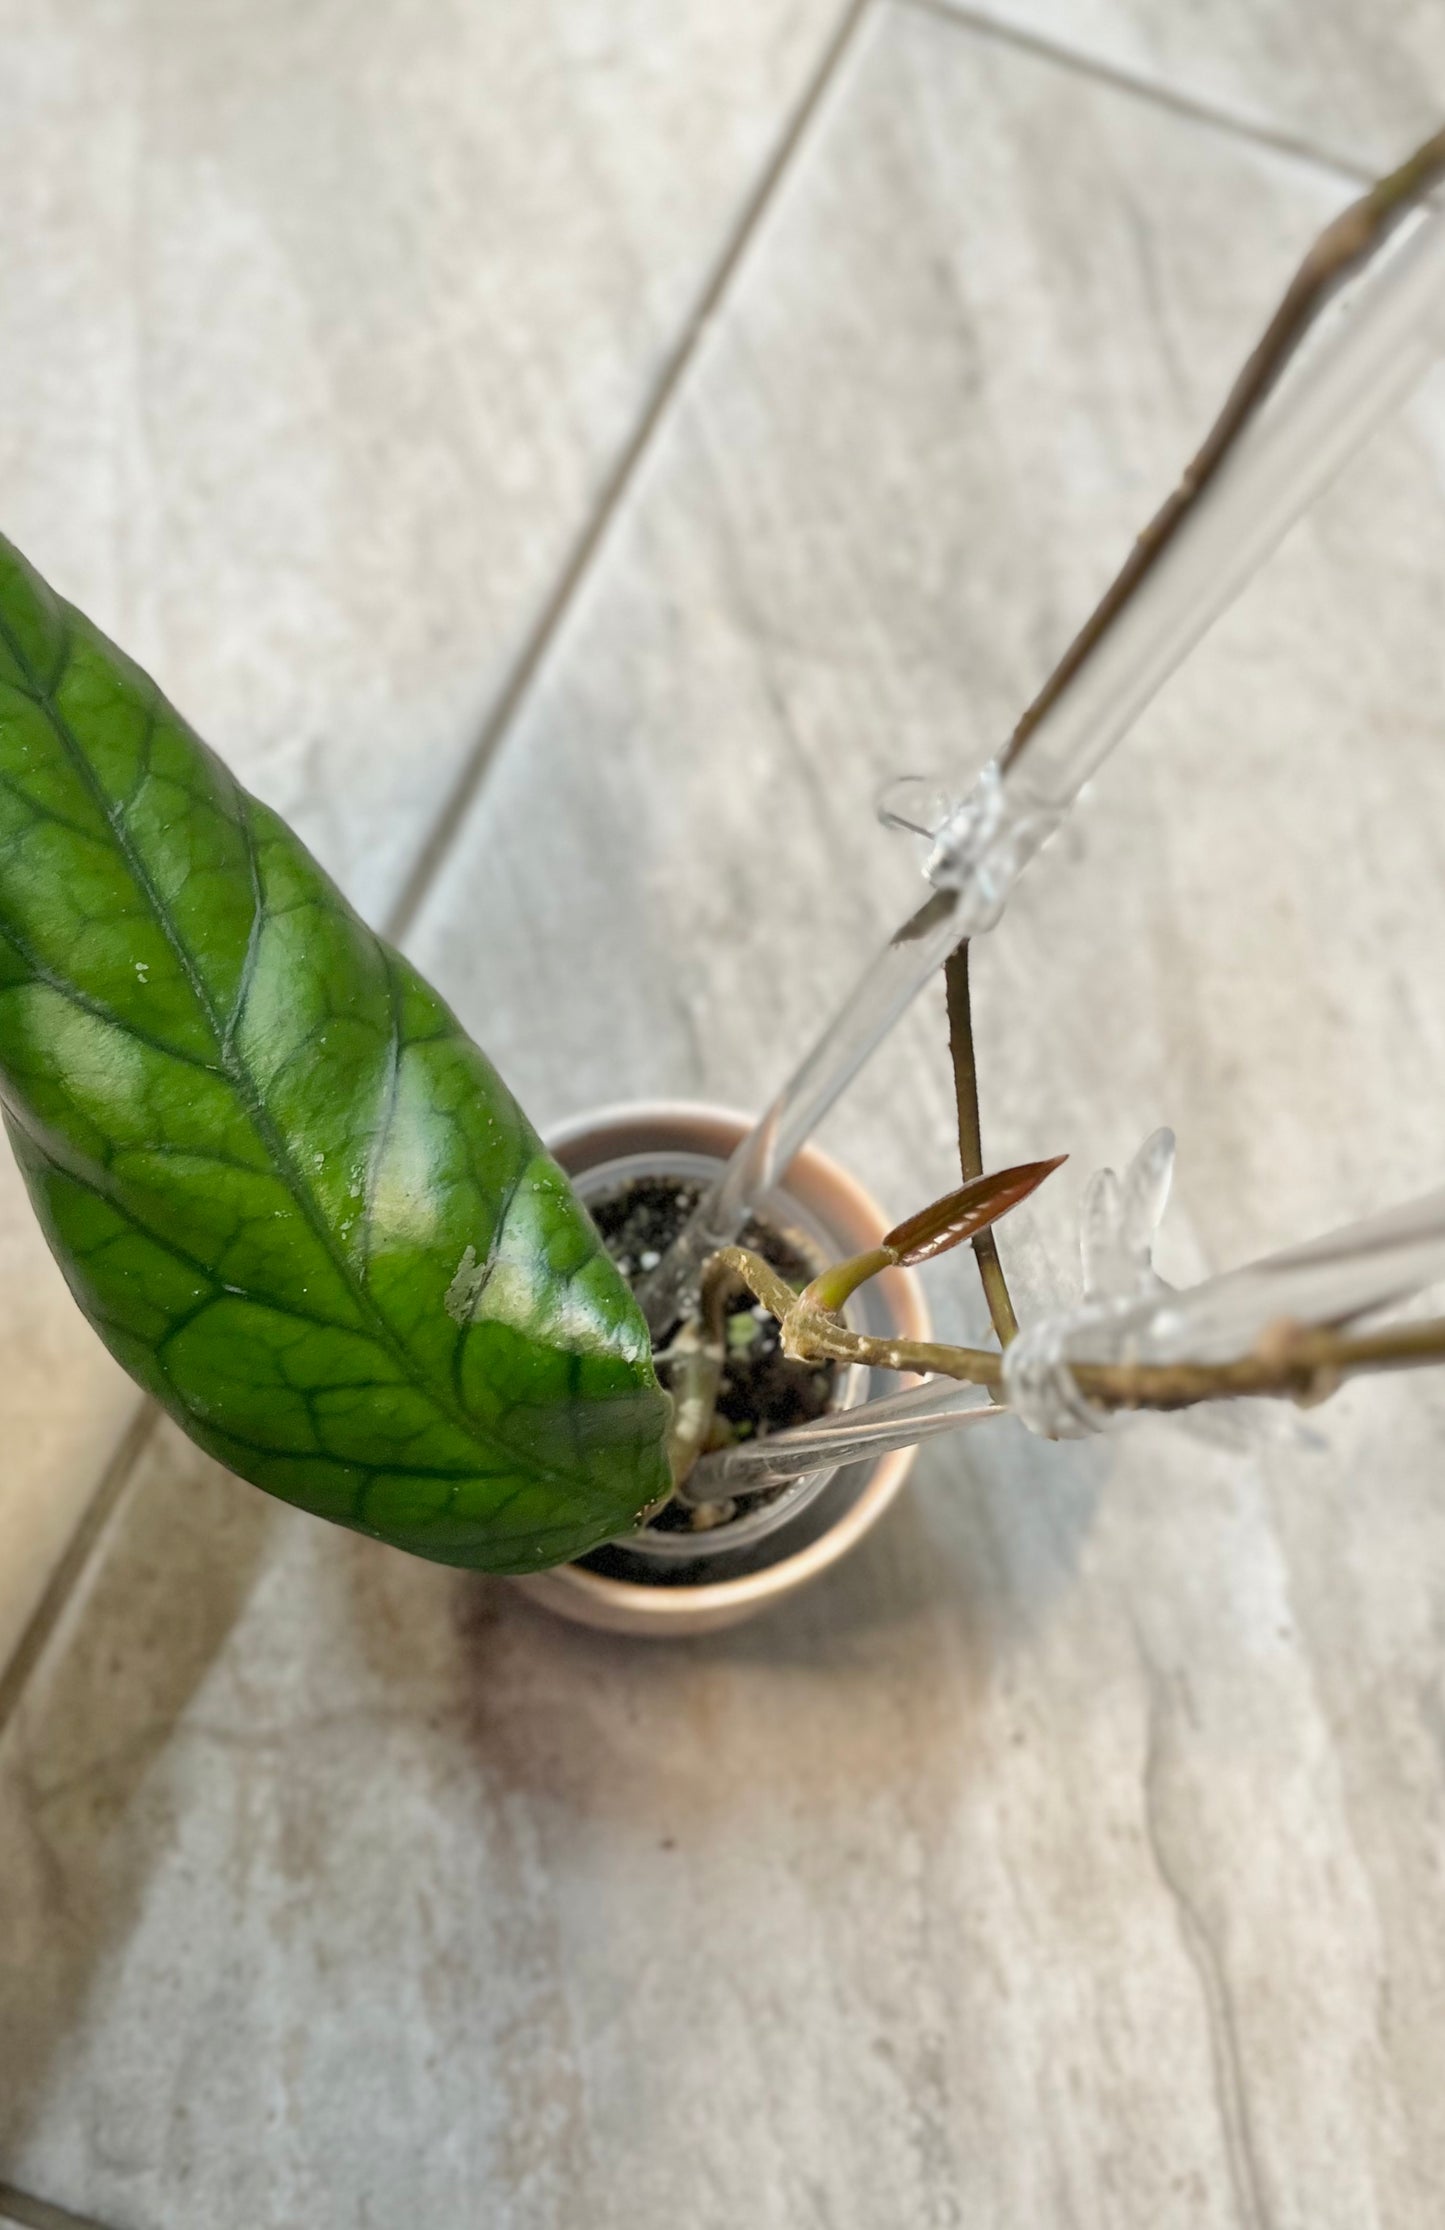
[3,131,1445,1636]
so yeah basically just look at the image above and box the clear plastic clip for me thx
[1004,1127,1177,1437]
[879,760,1065,929]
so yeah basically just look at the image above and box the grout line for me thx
[3,0,1371,1755]
[900,0,1376,186]
[0,2183,120,2230]
[0,1401,157,1738]
[383,0,879,943]
[0,0,879,1739]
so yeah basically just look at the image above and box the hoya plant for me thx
[4,130,1445,1583]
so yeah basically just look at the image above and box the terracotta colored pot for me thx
[512,1103,930,1637]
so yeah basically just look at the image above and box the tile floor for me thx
[4,2,1445,2223]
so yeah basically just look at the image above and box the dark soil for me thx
[588,1174,838,1533]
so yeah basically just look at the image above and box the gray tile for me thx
[0,2184,114,2230]
[0,0,846,1674]
[0,1420,1340,2230]
[0,1195,139,1688]
[934,0,1445,172]
[413,1,1445,1295]
[6,6,1445,2222]
[2,0,846,915]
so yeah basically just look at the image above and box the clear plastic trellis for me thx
[677,177,1445,1498]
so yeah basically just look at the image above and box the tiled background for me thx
[4,3,1445,2224]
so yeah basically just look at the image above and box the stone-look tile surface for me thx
[0,1233,139,1690]
[945,0,1445,170]
[0,0,845,1677]
[0,2188,109,2230]
[14,1411,1441,2230]
[3,0,845,905]
[6,4,1445,2224]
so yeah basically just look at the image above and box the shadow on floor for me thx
[0,1434,278,2178]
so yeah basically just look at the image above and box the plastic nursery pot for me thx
[512,1103,930,1638]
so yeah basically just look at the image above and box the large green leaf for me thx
[0,533,670,1572]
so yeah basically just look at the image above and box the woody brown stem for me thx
[712,1249,1445,1424]
[1072,1313,1445,1414]
[708,1246,1005,1386]
[943,941,1019,1346]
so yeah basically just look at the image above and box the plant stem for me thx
[665,1256,778,1510]
[943,941,1018,1346]
[684,1310,1445,1500]
[710,1243,1445,1422]
[664,1316,727,1490]
[709,1245,1005,1386]
[801,1246,897,1315]
[1072,1313,1445,1413]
